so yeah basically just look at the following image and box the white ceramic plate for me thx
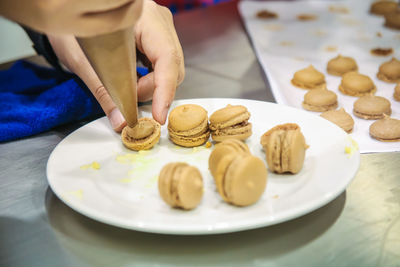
[47,98,360,235]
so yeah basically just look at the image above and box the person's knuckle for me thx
[93,85,110,106]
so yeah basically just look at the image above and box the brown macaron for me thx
[158,162,204,210]
[353,95,392,120]
[394,83,400,101]
[209,105,252,142]
[369,115,400,142]
[208,139,250,177]
[260,123,308,174]
[320,108,355,133]
[121,117,161,151]
[339,71,377,96]
[213,153,267,207]
[384,10,400,30]
[168,104,210,147]
[377,58,400,83]
[291,65,326,90]
[370,1,398,16]
[302,88,338,112]
[327,55,358,76]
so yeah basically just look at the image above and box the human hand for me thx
[0,0,143,37]
[48,0,184,131]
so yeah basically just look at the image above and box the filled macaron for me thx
[213,153,267,207]
[168,104,210,147]
[302,88,338,112]
[339,71,376,96]
[121,117,161,151]
[209,105,252,142]
[369,115,400,142]
[158,162,204,210]
[260,123,308,174]
[353,95,391,120]
[291,65,326,89]
[377,57,400,83]
[209,139,250,177]
[320,108,355,133]
[327,55,358,76]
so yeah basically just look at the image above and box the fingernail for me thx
[109,108,125,131]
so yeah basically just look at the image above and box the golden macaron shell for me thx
[302,88,338,112]
[209,105,252,142]
[168,104,210,147]
[327,55,358,76]
[370,1,398,16]
[394,83,400,101]
[377,58,400,83]
[158,162,204,210]
[260,123,307,174]
[121,117,161,151]
[353,95,392,120]
[291,65,326,89]
[339,72,376,96]
[369,115,400,142]
[320,108,355,133]
[208,139,250,177]
[384,10,400,30]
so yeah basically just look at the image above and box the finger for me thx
[152,53,179,125]
[137,72,155,102]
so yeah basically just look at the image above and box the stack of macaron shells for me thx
[209,105,252,142]
[353,95,391,120]
[260,123,308,174]
[167,104,210,147]
[209,139,267,206]
[158,162,204,210]
[121,117,161,151]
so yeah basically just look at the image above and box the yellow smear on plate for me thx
[345,136,359,158]
[63,189,83,200]
[80,161,100,170]
[119,178,133,184]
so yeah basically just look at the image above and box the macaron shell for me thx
[214,153,237,202]
[370,1,398,15]
[286,129,307,174]
[175,166,204,210]
[369,116,400,142]
[169,129,210,147]
[327,55,358,76]
[320,108,354,133]
[122,118,161,151]
[377,58,400,83]
[302,89,338,112]
[224,155,267,206]
[339,72,376,96]
[168,104,208,132]
[209,105,249,126]
[394,83,400,101]
[168,117,209,137]
[210,110,250,130]
[291,65,326,89]
[385,11,400,30]
[265,129,283,173]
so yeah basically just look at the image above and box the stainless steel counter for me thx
[1,1,399,266]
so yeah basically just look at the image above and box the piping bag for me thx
[77,28,138,128]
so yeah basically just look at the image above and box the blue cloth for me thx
[0,61,104,142]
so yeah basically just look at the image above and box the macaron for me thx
[369,115,400,142]
[302,88,338,112]
[209,105,252,142]
[353,95,392,120]
[168,104,210,147]
[339,71,377,96]
[384,10,400,30]
[213,153,267,206]
[260,123,308,174]
[370,1,398,16]
[377,58,400,83]
[320,108,355,133]
[208,139,250,177]
[394,83,400,101]
[158,162,204,210]
[291,65,326,90]
[327,55,358,76]
[121,117,161,151]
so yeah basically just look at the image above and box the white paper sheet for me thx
[238,0,400,153]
